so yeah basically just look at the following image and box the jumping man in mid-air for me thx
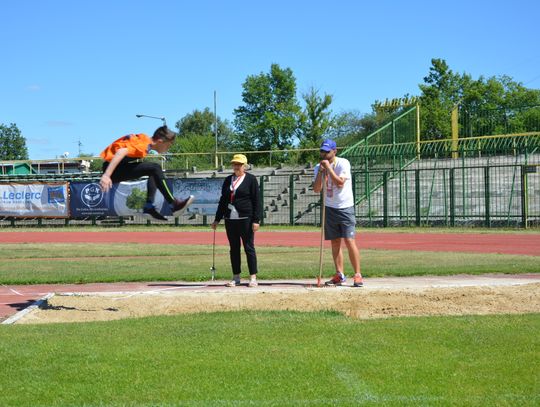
[99,125,193,220]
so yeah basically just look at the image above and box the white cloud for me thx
[26,85,41,92]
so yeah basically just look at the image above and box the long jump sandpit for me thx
[6,274,540,325]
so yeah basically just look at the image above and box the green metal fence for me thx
[459,105,540,138]
[342,133,540,210]
[341,105,419,172]
[354,161,540,228]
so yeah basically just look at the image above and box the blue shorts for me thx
[324,206,356,240]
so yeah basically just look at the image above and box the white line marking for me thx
[10,288,23,295]
[110,285,207,300]
[1,284,23,296]
[1,293,54,325]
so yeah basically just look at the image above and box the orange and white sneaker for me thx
[325,272,346,286]
[353,274,364,287]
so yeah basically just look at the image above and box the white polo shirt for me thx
[313,157,354,209]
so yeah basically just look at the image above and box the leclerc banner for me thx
[69,180,172,217]
[0,183,69,217]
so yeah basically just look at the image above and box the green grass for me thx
[1,231,538,406]
[0,243,538,284]
[0,312,538,406]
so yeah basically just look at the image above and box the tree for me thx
[328,110,379,147]
[125,188,146,212]
[460,75,540,136]
[173,107,235,150]
[0,123,29,160]
[233,64,302,163]
[418,58,540,139]
[418,58,463,139]
[299,87,334,147]
[168,108,235,170]
[296,87,335,163]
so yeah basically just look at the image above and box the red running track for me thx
[1,230,539,256]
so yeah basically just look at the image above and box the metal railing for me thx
[459,105,540,138]
[1,158,538,229]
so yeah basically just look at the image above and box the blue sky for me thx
[1,0,539,160]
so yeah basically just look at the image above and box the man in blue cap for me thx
[313,139,364,287]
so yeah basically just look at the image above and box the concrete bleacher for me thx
[170,163,319,225]
[260,170,321,225]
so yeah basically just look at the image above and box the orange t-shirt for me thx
[100,134,152,162]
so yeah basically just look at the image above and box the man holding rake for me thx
[313,139,364,287]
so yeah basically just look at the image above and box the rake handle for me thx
[211,227,216,281]
[318,175,326,286]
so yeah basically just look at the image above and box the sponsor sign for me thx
[173,178,222,215]
[0,183,69,217]
[70,180,172,217]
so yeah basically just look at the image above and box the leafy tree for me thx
[170,134,216,170]
[460,75,540,136]
[0,123,29,160]
[418,58,463,139]
[418,58,540,139]
[329,110,379,147]
[234,64,302,163]
[500,75,540,108]
[299,87,334,147]
[125,188,146,212]
[174,108,235,147]
[297,87,335,163]
[169,108,235,170]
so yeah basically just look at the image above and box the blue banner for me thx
[69,180,172,217]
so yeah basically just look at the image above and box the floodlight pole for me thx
[136,114,167,127]
[214,91,218,168]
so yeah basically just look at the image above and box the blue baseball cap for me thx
[320,139,337,152]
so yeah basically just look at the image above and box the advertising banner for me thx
[0,183,69,217]
[69,180,171,217]
[173,178,222,215]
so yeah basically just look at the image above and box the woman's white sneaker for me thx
[226,280,240,287]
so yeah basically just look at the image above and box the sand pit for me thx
[16,281,540,324]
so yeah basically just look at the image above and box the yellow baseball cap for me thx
[231,154,248,165]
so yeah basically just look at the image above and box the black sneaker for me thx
[143,206,168,221]
[172,195,194,217]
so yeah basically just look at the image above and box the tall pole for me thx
[78,136,83,156]
[214,91,218,168]
[416,103,421,159]
[451,105,459,159]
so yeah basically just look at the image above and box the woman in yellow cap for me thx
[211,154,261,287]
